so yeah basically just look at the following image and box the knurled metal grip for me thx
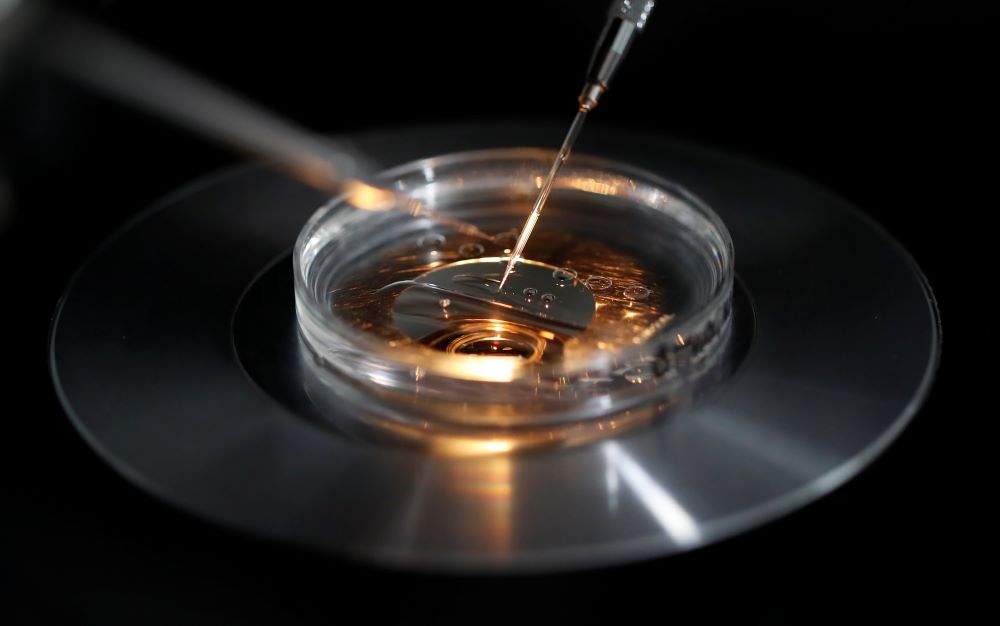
[579,0,656,111]
[609,0,656,31]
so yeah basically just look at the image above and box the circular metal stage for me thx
[49,123,939,572]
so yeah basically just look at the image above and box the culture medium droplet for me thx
[439,298,451,308]
[458,242,485,258]
[553,267,578,286]
[541,293,556,305]
[585,275,612,291]
[523,287,538,301]
[417,233,446,249]
[623,284,650,301]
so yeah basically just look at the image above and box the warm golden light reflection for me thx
[419,317,551,381]
[449,455,513,555]
[561,175,627,197]
[344,180,398,211]
[437,354,522,383]
[295,158,341,192]
[340,395,674,458]
[342,181,494,241]
[433,437,515,456]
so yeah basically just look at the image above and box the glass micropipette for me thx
[498,0,656,291]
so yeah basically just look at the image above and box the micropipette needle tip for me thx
[497,110,588,292]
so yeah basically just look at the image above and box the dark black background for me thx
[1,0,980,623]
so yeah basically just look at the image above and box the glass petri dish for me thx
[294,148,734,451]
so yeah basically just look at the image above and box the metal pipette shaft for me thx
[498,0,655,290]
[4,6,493,239]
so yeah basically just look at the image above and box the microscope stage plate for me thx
[50,123,939,572]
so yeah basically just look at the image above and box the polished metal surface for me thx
[394,259,597,344]
[50,123,940,572]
